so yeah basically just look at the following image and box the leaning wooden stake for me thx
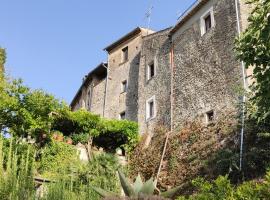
[156,131,170,186]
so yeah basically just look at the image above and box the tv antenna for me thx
[144,5,154,31]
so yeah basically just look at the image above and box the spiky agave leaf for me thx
[133,174,143,195]
[161,185,182,199]
[139,177,157,196]
[90,185,119,198]
[118,169,135,197]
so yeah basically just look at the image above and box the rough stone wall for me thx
[105,31,149,121]
[90,76,106,116]
[71,92,83,111]
[71,74,106,116]
[171,0,243,129]
[138,28,172,135]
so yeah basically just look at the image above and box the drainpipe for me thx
[102,63,108,118]
[170,39,175,132]
[235,0,247,171]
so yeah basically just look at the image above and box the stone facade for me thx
[170,0,245,129]
[137,28,172,134]
[104,28,153,121]
[71,0,251,135]
[70,63,107,117]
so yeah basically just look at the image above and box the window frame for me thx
[146,96,156,121]
[121,80,128,93]
[200,7,215,36]
[119,111,126,120]
[122,46,129,63]
[147,61,156,81]
[205,110,215,124]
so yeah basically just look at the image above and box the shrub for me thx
[177,171,270,200]
[38,140,81,179]
[0,137,36,200]
[53,109,139,154]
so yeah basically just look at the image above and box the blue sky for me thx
[0,0,194,104]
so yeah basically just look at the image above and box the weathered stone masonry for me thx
[137,28,172,135]
[71,0,251,135]
[171,0,244,129]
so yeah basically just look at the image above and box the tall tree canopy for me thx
[235,0,270,121]
[0,48,6,79]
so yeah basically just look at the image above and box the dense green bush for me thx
[38,140,81,179]
[177,171,270,200]
[0,136,121,200]
[53,109,139,154]
[0,137,36,200]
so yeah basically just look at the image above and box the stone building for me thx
[71,27,154,121]
[71,0,251,135]
[70,62,107,116]
[103,27,154,121]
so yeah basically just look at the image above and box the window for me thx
[87,90,92,110]
[146,96,156,120]
[120,111,126,120]
[204,14,212,32]
[200,7,215,35]
[121,80,127,93]
[122,46,128,62]
[147,61,155,80]
[206,110,214,124]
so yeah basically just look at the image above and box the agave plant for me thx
[91,170,181,199]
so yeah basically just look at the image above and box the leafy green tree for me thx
[0,48,5,77]
[235,0,270,121]
[0,78,67,137]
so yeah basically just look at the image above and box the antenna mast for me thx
[144,5,154,34]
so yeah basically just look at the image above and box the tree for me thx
[0,78,68,137]
[235,0,270,121]
[0,48,5,76]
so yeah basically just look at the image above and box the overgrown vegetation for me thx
[0,48,136,200]
[235,0,270,122]
[177,171,270,200]
[0,136,36,200]
[0,136,121,200]
[0,75,138,154]
[129,111,239,190]
[92,169,181,199]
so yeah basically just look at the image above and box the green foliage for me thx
[177,171,270,200]
[0,136,121,200]
[38,140,80,179]
[54,109,139,154]
[95,119,139,153]
[0,48,5,67]
[235,0,270,121]
[0,78,67,137]
[40,153,120,200]
[207,105,270,182]
[0,137,36,200]
[0,77,138,153]
[79,153,120,199]
[0,48,5,79]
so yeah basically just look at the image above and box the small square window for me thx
[206,110,214,124]
[120,111,126,120]
[122,47,128,62]
[149,101,154,118]
[121,80,127,93]
[87,90,92,110]
[147,61,155,80]
[200,7,215,36]
[146,96,156,120]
